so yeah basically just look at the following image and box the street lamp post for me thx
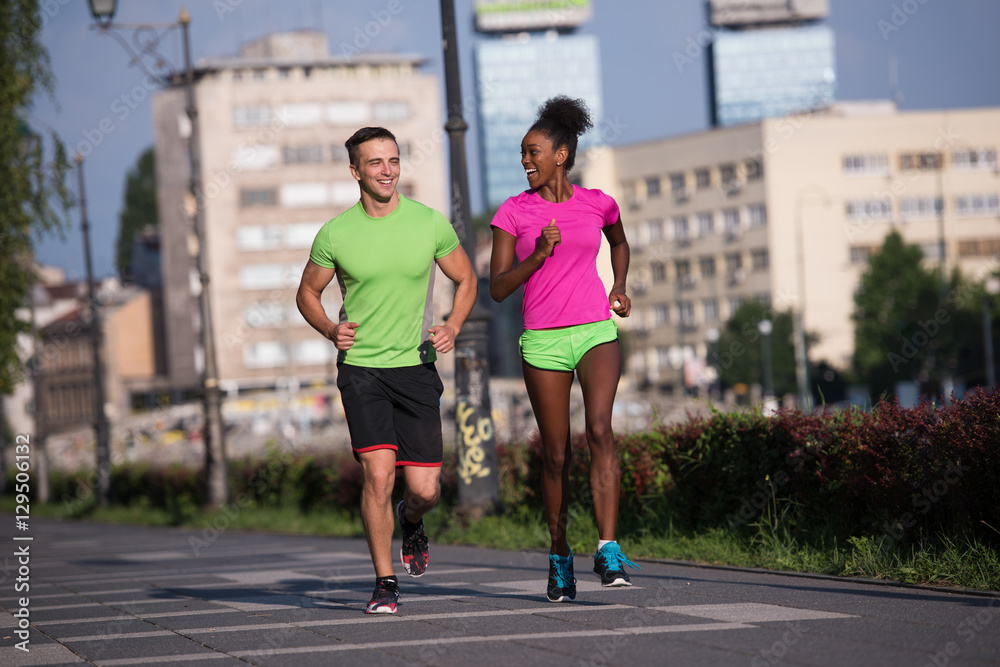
[439,0,500,518]
[75,153,112,506]
[758,318,775,414]
[706,327,720,402]
[984,276,1000,388]
[794,188,830,412]
[88,2,228,507]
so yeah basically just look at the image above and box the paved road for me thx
[1,517,998,666]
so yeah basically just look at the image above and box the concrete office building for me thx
[152,31,448,395]
[707,0,836,127]
[581,104,1000,396]
[474,0,604,209]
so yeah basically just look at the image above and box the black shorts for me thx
[336,362,444,467]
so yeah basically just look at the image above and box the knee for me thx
[542,447,568,474]
[587,418,614,448]
[408,480,440,509]
[364,470,396,501]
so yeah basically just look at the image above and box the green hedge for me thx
[28,387,1000,547]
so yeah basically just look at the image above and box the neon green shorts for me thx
[519,319,619,372]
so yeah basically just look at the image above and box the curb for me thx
[633,555,1000,600]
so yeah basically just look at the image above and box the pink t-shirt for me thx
[491,185,620,330]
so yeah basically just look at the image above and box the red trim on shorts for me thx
[352,444,397,463]
[395,460,443,468]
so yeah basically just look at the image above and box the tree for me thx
[851,230,965,400]
[714,300,799,399]
[115,147,157,280]
[0,0,70,396]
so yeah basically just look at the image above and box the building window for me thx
[651,261,667,283]
[330,145,350,163]
[719,163,737,186]
[653,304,670,326]
[843,154,888,174]
[283,145,323,164]
[374,101,410,121]
[725,252,743,273]
[295,339,334,365]
[954,194,1000,217]
[850,246,873,264]
[243,302,285,328]
[670,173,686,195]
[697,212,714,237]
[695,168,711,190]
[900,152,941,170]
[845,199,891,220]
[728,295,745,316]
[239,188,277,207]
[278,67,291,79]
[656,346,671,369]
[953,148,997,170]
[238,264,285,290]
[723,208,741,234]
[233,106,270,128]
[744,158,763,180]
[748,204,767,228]
[244,341,288,368]
[702,298,719,322]
[645,176,661,197]
[232,70,244,82]
[672,216,689,241]
[751,248,769,271]
[699,255,716,278]
[755,293,771,306]
[647,219,664,242]
[920,243,944,261]
[237,225,282,250]
[958,238,1000,258]
[252,69,266,81]
[678,301,695,325]
[900,197,942,220]
[675,259,691,281]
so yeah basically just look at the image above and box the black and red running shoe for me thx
[397,500,429,577]
[365,578,400,614]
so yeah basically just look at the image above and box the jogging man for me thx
[296,126,476,614]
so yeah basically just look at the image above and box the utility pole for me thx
[75,153,112,506]
[179,9,229,507]
[87,2,230,507]
[439,0,500,518]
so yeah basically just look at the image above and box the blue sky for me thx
[30,0,1000,281]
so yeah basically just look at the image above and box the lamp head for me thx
[88,0,117,27]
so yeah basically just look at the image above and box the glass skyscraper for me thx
[475,31,604,210]
[712,24,836,127]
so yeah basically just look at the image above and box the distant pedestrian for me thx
[488,96,639,602]
[297,126,477,614]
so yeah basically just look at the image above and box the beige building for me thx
[152,31,449,395]
[581,103,1000,394]
[29,282,155,436]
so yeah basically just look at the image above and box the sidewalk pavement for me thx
[1,516,998,666]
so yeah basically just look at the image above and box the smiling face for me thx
[521,129,567,189]
[350,137,400,204]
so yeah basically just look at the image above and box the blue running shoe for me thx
[547,551,577,602]
[593,542,640,587]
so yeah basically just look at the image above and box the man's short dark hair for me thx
[345,127,397,167]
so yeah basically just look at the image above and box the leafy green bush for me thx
[493,387,1000,547]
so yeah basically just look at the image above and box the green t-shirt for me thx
[309,195,460,368]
